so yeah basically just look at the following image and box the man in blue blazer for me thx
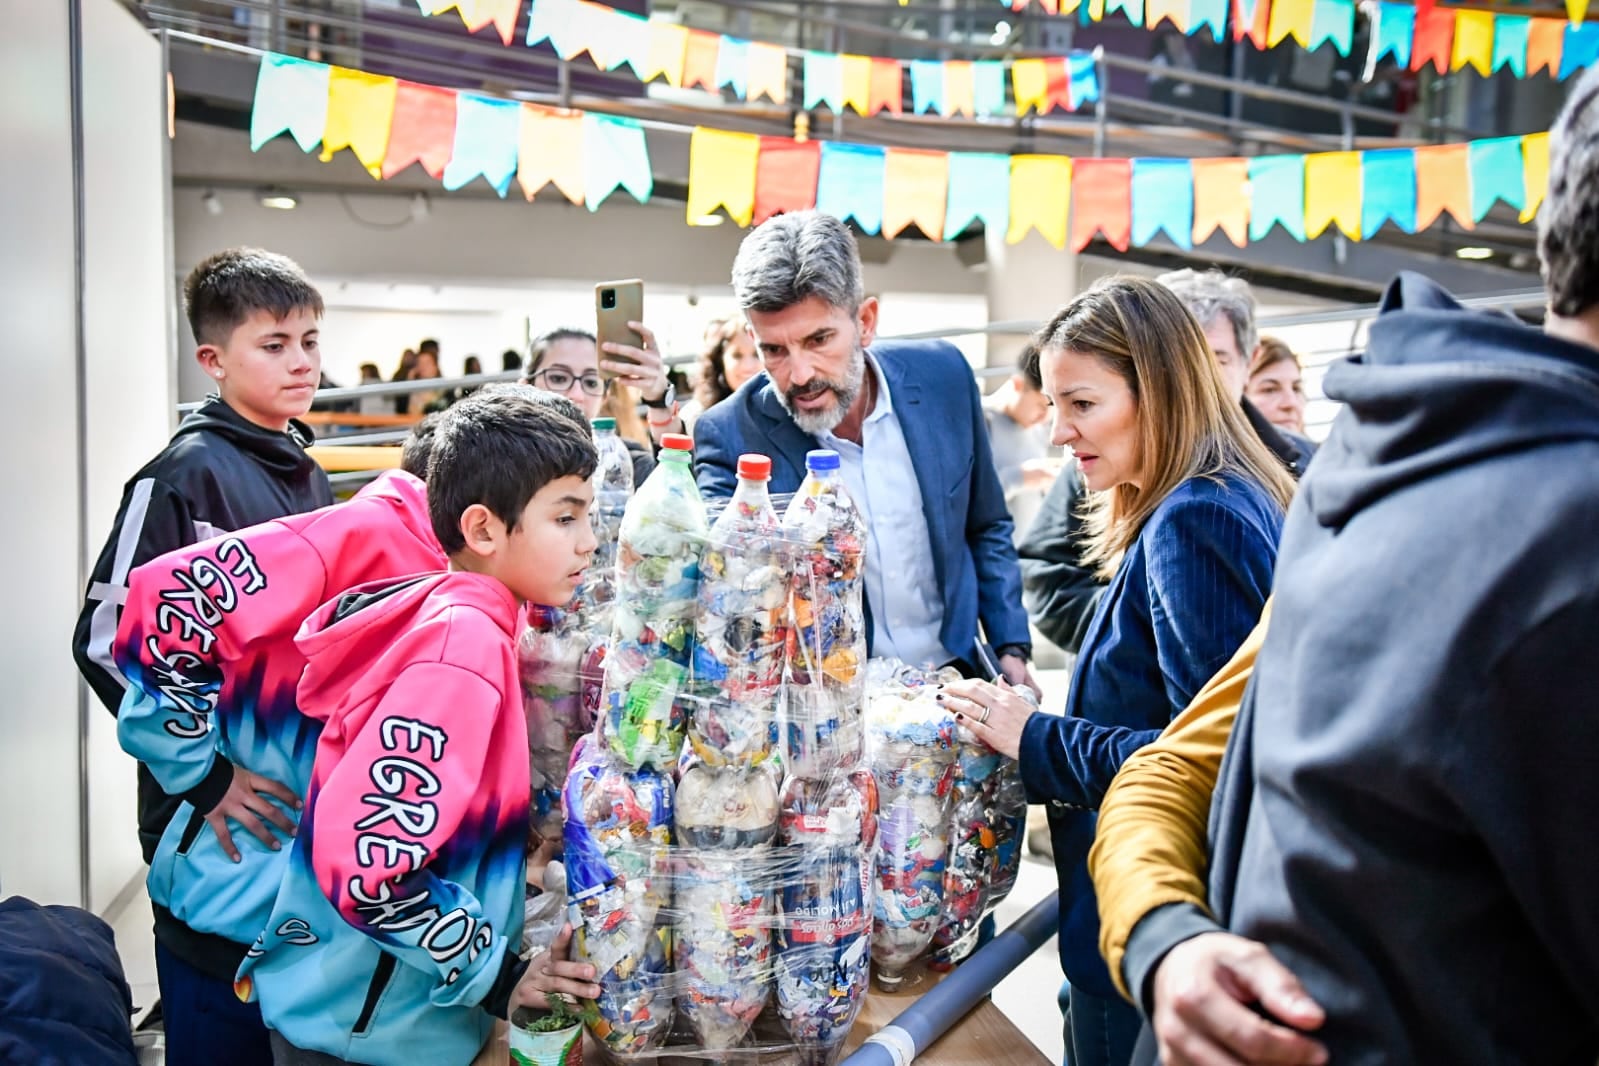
[694,211,1036,690]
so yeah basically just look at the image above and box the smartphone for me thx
[595,279,645,379]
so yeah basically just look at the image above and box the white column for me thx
[982,228,1079,385]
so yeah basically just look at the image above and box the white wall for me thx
[0,0,171,908]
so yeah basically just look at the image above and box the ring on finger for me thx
[978,705,991,725]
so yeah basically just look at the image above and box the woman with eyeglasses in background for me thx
[521,326,673,486]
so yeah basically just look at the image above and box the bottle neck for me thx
[733,477,771,505]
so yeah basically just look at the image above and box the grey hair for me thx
[1540,64,1599,318]
[730,211,865,314]
[1157,268,1257,357]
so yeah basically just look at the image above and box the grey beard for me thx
[781,344,866,436]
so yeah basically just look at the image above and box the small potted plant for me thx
[510,994,584,1066]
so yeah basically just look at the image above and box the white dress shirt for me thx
[819,354,951,668]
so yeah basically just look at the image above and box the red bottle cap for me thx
[737,454,772,480]
[661,433,694,452]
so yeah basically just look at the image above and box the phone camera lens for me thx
[601,289,616,310]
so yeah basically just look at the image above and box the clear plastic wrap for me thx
[928,721,1006,969]
[578,417,635,636]
[521,603,600,842]
[601,438,706,772]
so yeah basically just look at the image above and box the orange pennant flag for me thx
[747,42,788,105]
[1526,18,1566,75]
[319,67,398,177]
[1304,151,1362,240]
[517,104,585,205]
[1410,6,1454,72]
[868,58,903,115]
[1520,132,1550,224]
[884,149,950,240]
[1267,0,1314,47]
[462,0,520,45]
[841,55,873,115]
[1007,155,1073,249]
[681,31,721,91]
[1191,157,1250,246]
[1070,158,1133,252]
[1414,144,1473,230]
[642,22,689,86]
[945,60,976,118]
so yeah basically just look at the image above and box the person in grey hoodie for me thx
[1129,65,1599,1065]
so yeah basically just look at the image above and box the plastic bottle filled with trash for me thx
[562,735,676,1055]
[690,453,788,769]
[865,679,958,988]
[928,716,1007,970]
[518,603,592,842]
[780,450,866,780]
[601,433,705,772]
[773,770,878,1064]
[576,416,633,634]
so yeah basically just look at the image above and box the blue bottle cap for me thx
[806,449,841,472]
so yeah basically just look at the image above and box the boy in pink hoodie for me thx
[241,390,602,1065]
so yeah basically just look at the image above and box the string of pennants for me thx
[248,53,654,206]
[418,0,1596,83]
[420,0,1102,117]
[686,127,1550,249]
[247,51,1551,253]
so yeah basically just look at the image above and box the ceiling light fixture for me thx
[258,188,299,210]
[1454,246,1494,261]
[691,212,726,227]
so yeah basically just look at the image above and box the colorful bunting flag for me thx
[804,52,843,111]
[1411,6,1454,73]
[1106,0,1146,28]
[251,54,329,153]
[754,137,821,224]
[1146,0,1187,32]
[461,0,521,45]
[640,22,689,86]
[840,54,873,115]
[1309,0,1355,55]
[318,68,397,176]
[1526,17,1566,75]
[816,142,886,235]
[573,1,622,71]
[1012,59,1071,115]
[715,37,750,98]
[1521,132,1549,224]
[1249,154,1307,242]
[1130,158,1194,250]
[1368,2,1415,70]
[583,114,651,210]
[883,149,950,240]
[687,127,760,226]
[525,0,579,58]
[442,93,520,196]
[910,61,944,116]
[1232,0,1270,47]
[1268,0,1315,49]
[517,104,584,204]
[1414,143,1473,230]
[382,81,456,179]
[681,31,721,91]
[1361,148,1417,235]
[945,60,977,118]
[1069,54,1100,107]
[747,43,788,105]
[1070,158,1133,252]
[1569,0,1590,26]
[945,152,1011,239]
[1191,157,1249,246]
[1468,136,1527,222]
[1304,151,1362,240]
[1450,10,1495,75]
[608,10,652,78]
[974,61,1007,116]
[1008,155,1073,249]
[868,58,904,115]
[1561,23,1599,78]
[1492,16,1532,76]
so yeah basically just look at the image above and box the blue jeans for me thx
[1062,982,1142,1066]
[155,941,273,1066]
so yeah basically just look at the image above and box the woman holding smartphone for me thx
[940,277,1294,1066]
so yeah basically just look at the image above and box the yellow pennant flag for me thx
[1147,0,1190,32]
[1450,11,1495,75]
[1085,0,1107,20]
[462,0,521,45]
[428,0,467,17]
[1011,59,1049,116]
[319,67,398,177]
[1267,0,1315,47]
[517,104,585,205]
[1007,154,1073,249]
[841,55,873,115]
[686,127,761,227]
[1569,0,1589,24]
[1521,132,1550,224]
[883,149,950,240]
[1304,151,1362,240]
[747,42,788,105]
[641,22,689,86]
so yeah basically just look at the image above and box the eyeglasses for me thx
[531,368,606,396]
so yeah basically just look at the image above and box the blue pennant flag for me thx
[525,0,577,55]
[250,54,330,152]
[816,142,886,236]
[1068,53,1099,107]
[611,11,653,78]
[973,62,1007,117]
[1131,158,1194,250]
[584,114,653,211]
[1309,0,1355,56]
[1491,16,1530,76]
[716,37,750,98]
[804,52,844,111]
[1469,136,1527,222]
[1249,154,1307,242]
[1562,23,1599,79]
[944,152,1010,239]
[910,60,945,115]
[1190,0,1228,41]
[1369,2,1414,69]
[443,94,520,196]
[1361,148,1417,235]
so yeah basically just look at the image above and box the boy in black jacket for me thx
[72,247,332,1066]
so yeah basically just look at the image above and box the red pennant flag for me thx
[1527,18,1566,75]
[1070,158,1133,253]
[753,137,822,225]
[681,31,720,91]
[381,81,456,180]
[1045,58,1072,112]
[868,58,903,115]
[1411,6,1454,73]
